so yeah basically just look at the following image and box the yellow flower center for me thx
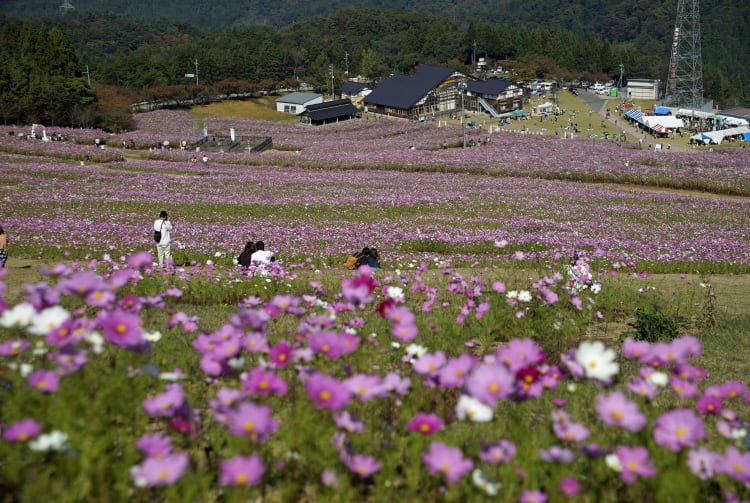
[676,427,686,438]
[320,390,331,401]
[116,323,127,334]
[235,474,248,484]
[244,420,255,432]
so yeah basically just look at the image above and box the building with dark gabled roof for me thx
[302,99,361,125]
[341,81,371,98]
[466,77,525,116]
[363,64,469,119]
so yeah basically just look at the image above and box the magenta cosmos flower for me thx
[407,413,444,436]
[226,402,279,442]
[558,476,580,497]
[0,339,31,356]
[219,454,265,486]
[653,408,706,452]
[27,369,60,393]
[268,340,292,368]
[343,373,387,402]
[308,330,349,360]
[242,367,288,397]
[390,322,418,343]
[136,433,172,458]
[595,391,648,432]
[2,417,43,443]
[696,394,723,415]
[422,442,473,483]
[519,489,547,503]
[132,452,189,487]
[305,373,352,411]
[715,446,750,486]
[437,354,476,388]
[615,445,657,484]
[96,309,144,348]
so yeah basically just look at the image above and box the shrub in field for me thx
[0,252,748,502]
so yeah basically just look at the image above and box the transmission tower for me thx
[662,0,704,110]
[60,0,75,15]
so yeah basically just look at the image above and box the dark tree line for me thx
[0,22,95,126]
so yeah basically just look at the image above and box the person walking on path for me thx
[153,210,173,267]
[0,226,7,267]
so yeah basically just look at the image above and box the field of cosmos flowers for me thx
[0,110,749,502]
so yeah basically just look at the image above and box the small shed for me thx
[534,102,555,115]
[275,92,323,115]
[624,79,661,100]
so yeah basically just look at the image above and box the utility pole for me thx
[345,51,349,79]
[83,65,91,86]
[329,64,335,99]
[459,81,468,148]
[472,41,477,74]
[195,59,199,88]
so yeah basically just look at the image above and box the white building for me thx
[624,79,661,100]
[275,92,323,115]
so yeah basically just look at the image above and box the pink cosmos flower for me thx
[131,452,189,487]
[715,446,750,486]
[519,490,547,503]
[669,376,699,399]
[615,445,657,484]
[437,354,476,388]
[334,411,364,433]
[28,369,60,393]
[595,391,647,432]
[308,330,348,360]
[219,454,265,486]
[422,442,473,483]
[621,337,652,361]
[2,417,42,443]
[496,338,545,373]
[305,373,352,411]
[480,440,516,464]
[136,433,172,458]
[719,380,746,400]
[127,251,154,270]
[412,351,447,376]
[226,402,279,442]
[142,383,185,418]
[384,305,415,325]
[653,408,706,452]
[539,446,576,464]
[0,339,31,356]
[406,413,443,436]
[466,363,515,407]
[687,447,718,480]
[344,453,382,478]
[558,476,580,497]
[553,421,590,443]
[343,374,386,402]
[96,309,144,348]
[242,367,288,397]
[391,322,418,343]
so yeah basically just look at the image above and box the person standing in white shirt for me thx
[153,210,173,267]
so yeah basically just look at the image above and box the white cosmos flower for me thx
[29,430,70,452]
[455,394,494,422]
[0,302,37,328]
[517,290,533,302]
[142,331,162,343]
[575,340,619,381]
[386,286,405,301]
[8,362,34,376]
[605,453,622,472]
[28,306,70,336]
[84,331,105,354]
[472,468,500,496]
[405,344,428,359]
[646,371,669,387]
[506,290,519,299]
[494,239,508,248]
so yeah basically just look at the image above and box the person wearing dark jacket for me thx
[237,241,256,267]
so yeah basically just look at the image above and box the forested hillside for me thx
[0,1,747,129]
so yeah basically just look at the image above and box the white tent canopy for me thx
[641,115,684,130]
[690,126,750,144]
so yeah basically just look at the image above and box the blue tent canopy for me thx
[654,106,671,115]
[744,132,750,141]
[510,109,525,115]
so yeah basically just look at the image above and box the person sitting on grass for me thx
[237,241,256,268]
[250,240,275,265]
